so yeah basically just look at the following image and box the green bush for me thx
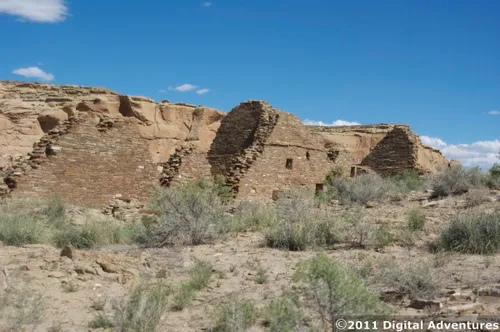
[213,298,256,332]
[231,201,276,232]
[0,214,48,246]
[88,314,114,329]
[487,164,500,189]
[390,169,424,192]
[0,197,135,249]
[264,190,339,251]
[327,173,390,206]
[293,254,389,328]
[112,280,170,332]
[407,208,426,231]
[263,293,304,332]
[373,224,393,248]
[42,195,66,223]
[438,211,500,254]
[430,166,485,198]
[145,182,228,247]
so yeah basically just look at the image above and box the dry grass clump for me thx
[438,210,500,254]
[112,280,170,332]
[264,190,340,251]
[0,196,136,248]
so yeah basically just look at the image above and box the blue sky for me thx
[1,0,499,169]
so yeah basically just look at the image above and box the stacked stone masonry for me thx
[1,81,452,206]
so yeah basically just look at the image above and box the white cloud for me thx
[488,110,500,115]
[158,89,166,93]
[0,0,68,23]
[168,84,197,92]
[303,119,361,126]
[12,66,54,81]
[201,2,213,7]
[421,135,500,170]
[196,88,210,95]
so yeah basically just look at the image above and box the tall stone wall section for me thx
[359,126,417,176]
[208,101,279,193]
[209,101,332,199]
[13,114,159,207]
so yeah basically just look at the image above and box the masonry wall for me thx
[360,126,417,176]
[13,115,160,207]
[238,146,330,199]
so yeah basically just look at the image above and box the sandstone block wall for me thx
[13,115,160,207]
[308,123,449,175]
[1,81,226,206]
[209,101,332,199]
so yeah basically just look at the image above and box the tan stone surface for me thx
[0,81,225,205]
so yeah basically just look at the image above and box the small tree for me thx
[293,254,389,332]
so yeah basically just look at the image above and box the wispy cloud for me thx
[488,110,500,115]
[196,88,210,95]
[421,135,500,170]
[0,0,69,23]
[303,119,361,126]
[201,2,213,7]
[158,89,166,93]
[12,66,54,81]
[168,84,197,92]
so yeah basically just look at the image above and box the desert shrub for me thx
[263,293,304,332]
[430,166,485,198]
[373,224,393,248]
[490,163,500,177]
[407,208,426,231]
[145,182,227,247]
[112,280,170,332]
[0,213,48,246]
[464,188,490,208]
[188,259,213,290]
[438,211,500,254]
[341,207,373,248]
[376,260,439,299]
[294,255,389,329]
[231,200,276,232]
[264,190,339,251]
[0,285,45,332]
[171,259,213,310]
[391,169,424,192]
[486,164,500,189]
[0,197,133,248]
[53,220,132,249]
[213,298,256,332]
[88,314,114,329]
[254,265,268,284]
[324,165,345,183]
[42,195,66,223]
[328,173,390,205]
[171,282,196,311]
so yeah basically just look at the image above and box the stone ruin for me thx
[208,101,332,199]
[0,81,452,206]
